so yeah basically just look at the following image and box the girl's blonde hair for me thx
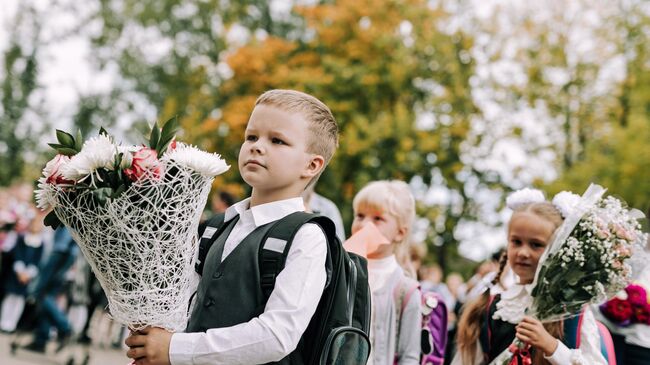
[353,180,417,277]
[456,201,564,365]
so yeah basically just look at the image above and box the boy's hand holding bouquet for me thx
[35,118,229,332]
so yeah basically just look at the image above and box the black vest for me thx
[186,216,305,364]
[480,294,522,362]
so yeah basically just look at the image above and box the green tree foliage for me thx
[548,4,650,212]
[0,9,40,186]
[86,0,305,136]
[181,0,479,269]
[547,118,650,211]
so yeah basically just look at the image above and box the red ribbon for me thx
[508,342,532,365]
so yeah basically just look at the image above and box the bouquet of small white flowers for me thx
[491,184,646,365]
[35,118,229,331]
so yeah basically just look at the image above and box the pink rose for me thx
[123,148,164,181]
[625,285,648,307]
[613,224,635,241]
[44,155,73,184]
[596,229,611,240]
[615,244,632,258]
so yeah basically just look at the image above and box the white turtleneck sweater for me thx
[367,255,421,365]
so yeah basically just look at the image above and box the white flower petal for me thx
[34,177,57,210]
[163,144,230,177]
[62,134,116,181]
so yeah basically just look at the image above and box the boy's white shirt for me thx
[169,197,327,365]
[450,283,607,365]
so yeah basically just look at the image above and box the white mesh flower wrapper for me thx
[51,160,213,332]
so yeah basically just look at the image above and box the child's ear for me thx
[395,226,408,243]
[302,154,325,179]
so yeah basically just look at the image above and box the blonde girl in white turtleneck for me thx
[351,180,421,365]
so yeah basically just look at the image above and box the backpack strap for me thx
[259,211,332,299]
[564,308,616,364]
[194,213,226,276]
[596,320,616,365]
[392,277,419,365]
[393,279,420,320]
[563,308,585,349]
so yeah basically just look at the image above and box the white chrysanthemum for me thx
[117,145,140,169]
[552,191,582,218]
[62,134,116,181]
[34,177,57,210]
[163,144,230,177]
[506,188,545,210]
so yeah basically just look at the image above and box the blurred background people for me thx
[0,212,46,333]
[23,226,78,353]
[303,182,346,242]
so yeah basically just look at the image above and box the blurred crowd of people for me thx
[0,183,124,353]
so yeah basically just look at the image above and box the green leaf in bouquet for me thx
[585,259,597,271]
[43,210,61,229]
[48,143,66,150]
[565,269,582,286]
[56,130,75,148]
[157,116,180,155]
[92,187,113,206]
[150,122,161,150]
[55,147,80,156]
[561,287,576,300]
[115,152,124,170]
[111,184,126,200]
[75,129,83,151]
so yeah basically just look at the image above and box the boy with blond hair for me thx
[126,90,339,365]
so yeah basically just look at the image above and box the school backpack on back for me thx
[564,309,617,364]
[196,211,371,365]
[394,282,449,365]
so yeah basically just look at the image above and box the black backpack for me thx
[196,211,371,365]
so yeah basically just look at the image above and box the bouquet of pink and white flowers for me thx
[491,184,646,365]
[35,118,229,331]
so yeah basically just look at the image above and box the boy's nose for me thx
[249,141,264,154]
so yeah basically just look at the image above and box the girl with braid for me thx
[451,189,607,365]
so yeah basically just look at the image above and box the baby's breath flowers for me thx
[530,191,643,321]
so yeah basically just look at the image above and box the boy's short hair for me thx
[255,89,339,165]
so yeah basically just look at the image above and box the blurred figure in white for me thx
[302,183,346,242]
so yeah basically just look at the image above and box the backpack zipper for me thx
[347,259,357,325]
[311,253,343,364]
[363,284,371,333]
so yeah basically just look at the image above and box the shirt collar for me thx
[224,197,306,227]
[500,282,535,299]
